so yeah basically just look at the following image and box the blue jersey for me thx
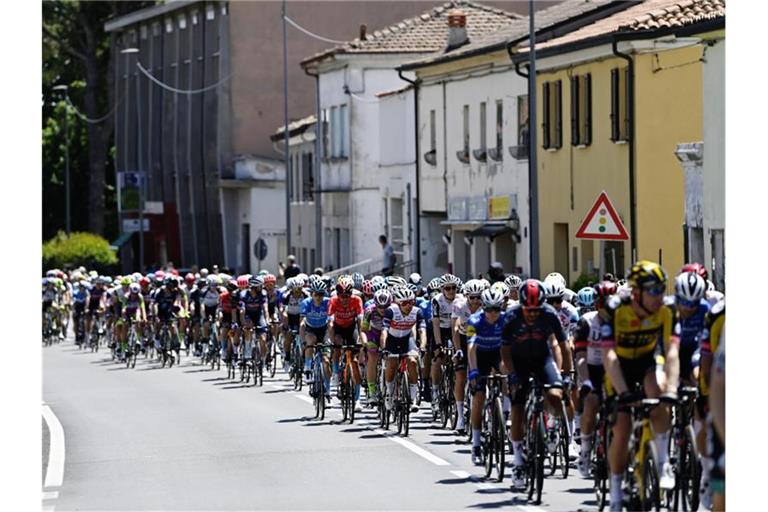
[300,297,331,328]
[72,288,89,304]
[239,289,268,313]
[417,297,432,323]
[466,310,506,351]
[671,299,710,350]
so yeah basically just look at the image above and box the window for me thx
[178,14,187,29]
[321,108,329,159]
[517,95,529,147]
[542,80,562,150]
[340,104,348,158]
[571,73,592,146]
[495,100,503,153]
[191,10,199,25]
[140,25,148,40]
[429,109,436,153]
[331,106,339,157]
[303,152,314,201]
[462,105,470,153]
[152,22,161,36]
[479,101,487,150]
[165,18,173,33]
[611,67,630,142]
[206,4,215,21]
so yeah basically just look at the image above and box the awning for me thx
[468,224,513,238]
[110,232,134,250]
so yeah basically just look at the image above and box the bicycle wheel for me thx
[269,338,278,378]
[347,372,356,424]
[400,373,411,437]
[681,425,701,511]
[642,440,662,512]
[494,398,506,482]
[559,416,571,479]
[594,419,610,511]
[464,393,473,444]
[483,404,494,479]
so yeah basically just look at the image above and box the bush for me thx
[570,272,599,292]
[43,231,118,272]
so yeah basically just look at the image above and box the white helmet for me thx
[675,272,706,302]
[478,278,491,291]
[463,279,485,296]
[706,279,716,293]
[563,288,576,304]
[481,288,505,309]
[504,274,522,290]
[129,283,141,294]
[490,281,510,298]
[545,272,566,289]
[408,273,422,286]
[544,280,565,299]
[392,285,415,304]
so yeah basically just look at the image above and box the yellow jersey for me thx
[601,295,675,360]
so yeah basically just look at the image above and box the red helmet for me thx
[155,270,166,281]
[236,275,249,289]
[336,277,354,295]
[593,280,617,299]
[362,280,375,296]
[519,279,547,309]
[139,277,150,288]
[169,268,179,277]
[263,273,277,286]
[185,273,195,284]
[680,263,708,282]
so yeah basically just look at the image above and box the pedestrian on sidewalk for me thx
[379,235,396,276]
[279,255,302,280]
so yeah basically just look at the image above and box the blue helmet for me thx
[577,287,597,308]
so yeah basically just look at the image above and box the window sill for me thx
[575,144,590,149]
[613,140,629,145]
[545,147,559,153]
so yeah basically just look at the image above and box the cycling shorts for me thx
[385,335,417,357]
[243,313,267,334]
[305,325,328,343]
[364,329,382,351]
[605,352,656,398]
[679,344,697,381]
[333,325,357,346]
[284,314,300,331]
[452,333,469,371]
[203,305,218,321]
[510,355,562,405]
[473,349,502,390]
[587,363,606,400]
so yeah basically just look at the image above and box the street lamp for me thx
[121,47,144,271]
[52,84,71,235]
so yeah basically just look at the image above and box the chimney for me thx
[445,8,469,52]
[359,23,368,41]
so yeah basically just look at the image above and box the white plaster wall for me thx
[702,39,725,250]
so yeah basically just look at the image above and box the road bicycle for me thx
[73,311,86,349]
[546,378,573,479]
[157,318,177,368]
[667,386,701,512]
[480,374,507,483]
[338,342,363,424]
[122,318,141,369]
[620,392,664,512]
[288,328,303,391]
[432,346,455,429]
[382,352,413,437]
[309,341,329,421]
[265,320,281,379]
[592,395,614,511]
[377,351,389,428]
[523,377,549,505]
[43,307,59,346]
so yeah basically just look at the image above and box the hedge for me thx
[43,231,118,272]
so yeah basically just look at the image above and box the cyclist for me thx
[430,274,465,432]
[380,286,427,413]
[119,283,146,361]
[279,277,308,371]
[187,277,206,355]
[239,276,270,366]
[452,279,486,434]
[153,276,183,362]
[327,276,365,401]
[415,282,434,402]
[502,279,570,489]
[669,271,709,388]
[361,289,391,406]
[198,276,221,355]
[218,278,240,364]
[71,281,90,344]
[573,280,617,477]
[300,279,331,396]
[85,277,107,345]
[264,273,282,358]
[602,261,680,510]
[466,288,507,464]
[504,274,522,306]
[576,286,597,315]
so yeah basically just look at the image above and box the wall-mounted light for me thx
[442,230,452,245]
[463,236,473,246]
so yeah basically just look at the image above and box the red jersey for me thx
[328,295,363,328]
[219,289,235,313]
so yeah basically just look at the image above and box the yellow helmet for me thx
[627,260,667,289]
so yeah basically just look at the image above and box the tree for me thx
[43,1,152,239]
[43,231,119,272]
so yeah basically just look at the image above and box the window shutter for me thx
[623,68,631,141]
[542,82,550,149]
[610,68,619,142]
[570,76,579,146]
[555,80,562,149]
[584,73,592,146]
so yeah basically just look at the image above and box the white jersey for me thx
[555,300,580,337]
[574,310,604,366]
[451,297,481,335]
[201,287,220,308]
[431,292,464,329]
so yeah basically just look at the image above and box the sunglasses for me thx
[677,297,699,308]
[546,297,563,304]
[468,295,481,301]
[312,292,325,298]
[400,300,415,307]
[643,284,666,297]
[443,286,457,291]
[484,306,501,313]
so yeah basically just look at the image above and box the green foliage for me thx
[43,231,118,271]
[570,272,599,292]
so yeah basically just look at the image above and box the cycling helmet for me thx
[322,276,334,290]
[361,279,375,296]
[706,280,716,293]
[46,270,57,278]
[120,276,132,286]
[351,272,364,290]
[207,276,219,287]
[441,273,461,289]
[200,268,209,278]
[42,277,50,286]
[155,270,166,281]
[563,288,576,304]
[372,279,388,293]
[371,275,386,285]
[139,276,150,288]
[627,260,667,289]
[288,277,304,291]
[184,273,195,285]
[408,273,422,286]
[392,285,415,304]
[593,281,618,299]
[577,287,597,308]
[385,275,407,289]
[544,272,566,289]
[309,279,327,294]
[544,280,565,299]
[674,272,706,302]
[427,277,442,293]
[463,279,485,296]
[129,283,141,294]
[406,282,420,294]
[219,273,231,283]
[296,273,309,284]
[519,279,547,309]
[374,289,393,308]
[248,276,264,288]
[103,276,113,285]
[263,274,277,286]
[164,276,177,287]
[336,276,354,295]
[681,262,708,283]
[258,270,269,276]
[478,278,491,291]
[490,281,510,298]
[481,288,505,309]
[227,278,238,291]
[236,275,249,289]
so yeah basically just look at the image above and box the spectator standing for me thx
[279,254,302,280]
[379,235,396,276]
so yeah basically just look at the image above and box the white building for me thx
[300,1,519,274]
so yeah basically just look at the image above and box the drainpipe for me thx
[612,38,637,262]
[304,66,322,269]
[398,70,422,274]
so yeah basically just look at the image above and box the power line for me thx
[63,90,124,124]
[283,15,348,45]
[136,62,232,95]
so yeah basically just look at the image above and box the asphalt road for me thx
[43,336,597,511]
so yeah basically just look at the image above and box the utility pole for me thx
[282,0,292,259]
[528,0,539,277]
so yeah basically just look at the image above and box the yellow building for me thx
[512,0,724,285]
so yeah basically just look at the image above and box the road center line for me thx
[42,403,65,488]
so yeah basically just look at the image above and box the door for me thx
[554,223,570,284]
[241,223,251,275]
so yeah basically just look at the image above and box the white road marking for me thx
[42,404,65,488]
[451,470,471,479]
[42,491,59,500]
[42,506,55,512]
[293,394,314,404]
[450,468,504,490]
[516,506,548,512]
[372,428,450,466]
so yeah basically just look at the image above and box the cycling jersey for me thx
[123,293,145,317]
[88,286,105,309]
[554,300,580,337]
[362,302,386,335]
[155,288,180,318]
[382,305,425,339]
[280,289,307,316]
[466,310,506,352]
[72,288,89,305]
[700,298,724,357]
[601,295,676,360]
[431,292,464,329]
[452,297,482,335]
[199,286,220,308]
[301,297,331,328]
[574,311,608,366]
[239,289,268,314]
[502,303,566,359]
[328,295,363,329]
[417,296,432,323]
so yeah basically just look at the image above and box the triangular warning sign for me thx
[575,191,629,240]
